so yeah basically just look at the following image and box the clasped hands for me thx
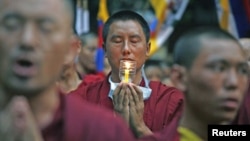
[0,96,43,141]
[113,83,152,137]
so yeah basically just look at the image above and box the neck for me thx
[29,84,60,130]
[111,68,143,85]
[0,87,11,110]
[179,104,208,141]
[58,64,81,93]
[76,62,95,78]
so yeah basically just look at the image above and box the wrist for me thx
[133,123,153,138]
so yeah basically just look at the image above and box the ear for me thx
[170,64,187,92]
[74,36,81,55]
[64,34,81,65]
[145,42,151,57]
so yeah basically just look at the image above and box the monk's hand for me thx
[113,83,130,124]
[128,84,152,138]
[0,96,43,141]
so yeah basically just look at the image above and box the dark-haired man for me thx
[0,0,136,141]
[142,27,249,141]
[71,10,184,137]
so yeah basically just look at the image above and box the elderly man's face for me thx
[104,20,150,78]
[185,39,248,124]
[0,0,72,96]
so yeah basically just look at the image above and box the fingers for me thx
[113,83,130,124]
[124,86,130,107]
[113,83,128,113]
[0,96,43,141]
[119,84,127,106]
[113,83,123,106]
[11,97,43,141]
[0,96,30,140]
[128,84,143,104]
[11,96,30,133]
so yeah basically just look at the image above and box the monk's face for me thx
[104,20,150,77]
[78,35,98,72]
[0,0,72,96]
[145,65,164,81]
[185,39,248,124]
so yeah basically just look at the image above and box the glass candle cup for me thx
[119,60,136,83]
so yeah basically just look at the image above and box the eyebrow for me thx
[2,13,24,21]
[130,34,141,39]
[206,58,248,66]
[2,12,56,24]
[110,35,122,39]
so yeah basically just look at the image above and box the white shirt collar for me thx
[108,75,152,100]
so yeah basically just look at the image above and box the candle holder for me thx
[119,60,136,83]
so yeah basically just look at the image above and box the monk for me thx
[71,10,184,137]
[140,27,249,141]
[56,32,82,94]
[76,32,98,79]
[0,0,136,141]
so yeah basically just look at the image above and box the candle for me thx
[124,69,129,83]
[123,61,130,83]
[119,60,136,83]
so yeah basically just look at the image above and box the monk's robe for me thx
[233,82,250,124]
[77,70,106,82]
[139,117,203,141]
[83,73,105,83]
[42,93,136,141]
[71,75,184,132]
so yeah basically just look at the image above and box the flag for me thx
[149,0,167,56]
[75,0,90,35]
[216,0,250,38]
[228,0,250,38]
[96,0,109,72]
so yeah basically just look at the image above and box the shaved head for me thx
[173,27,241,69]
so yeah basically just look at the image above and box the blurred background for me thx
[75,0,250,84]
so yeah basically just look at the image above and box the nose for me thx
[122,41,131,56]
[20,23,37,50]
[225,69,239,90]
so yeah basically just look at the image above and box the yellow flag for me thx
[219,0,229,30]
[97,0,109,22]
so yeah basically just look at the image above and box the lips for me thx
[121,58,134,61]
[220,98,240,111]
[12,58,37,78]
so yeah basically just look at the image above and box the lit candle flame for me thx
[125,61,131,69]
[124,61,131,83]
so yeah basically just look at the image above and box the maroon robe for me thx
[233,81,250,124]
[70,75,184,132]
[42,92,136,141]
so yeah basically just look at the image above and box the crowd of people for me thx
[0,0,249,141]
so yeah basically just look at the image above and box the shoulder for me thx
[150,81,184,101]
[69,78,105,96]
[149,81,184,116]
